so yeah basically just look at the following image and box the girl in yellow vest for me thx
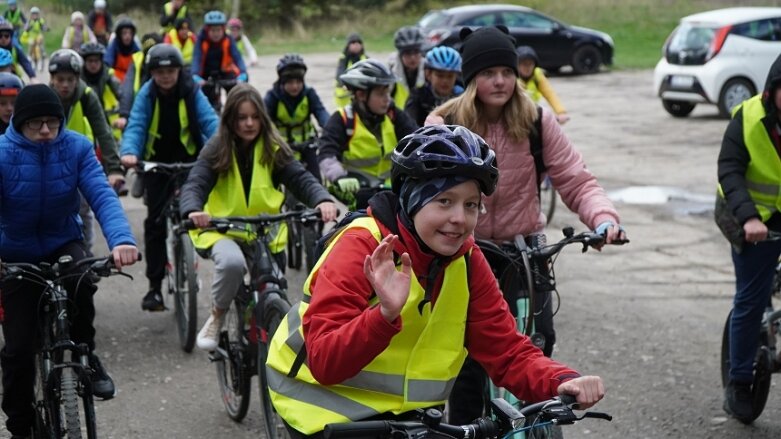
[61,11,97,51]
[265,125,606,437]
[164,18,195,66]
[516,46,569,124]
[178,83,338,351]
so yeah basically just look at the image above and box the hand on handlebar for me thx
[316,201,339,222]
[336,177,361,194]
[556,375,605,410]
[120,154,138,169]
[594,221,627,247]
[743,217,768,243]
[193,74,205,86]
[364,234,411,323]
[112,244,139,269]
[188,211,212,229]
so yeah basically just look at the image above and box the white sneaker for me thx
[196,312,225,351]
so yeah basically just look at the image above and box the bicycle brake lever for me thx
[579,412,612,422]
[114,271,134,280]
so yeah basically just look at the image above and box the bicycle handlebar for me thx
[136,160,197,175]
[180,209,326,234]
[324,395,611,438]
[0,254,142,283]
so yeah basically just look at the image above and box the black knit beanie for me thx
[460,26,519,85]
[12,84,64,132]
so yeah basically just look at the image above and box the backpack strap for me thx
[530,106,545,197]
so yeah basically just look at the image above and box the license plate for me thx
[670,75,694,88]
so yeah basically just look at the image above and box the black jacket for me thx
[718,54,781,231]
[179,137,333,217]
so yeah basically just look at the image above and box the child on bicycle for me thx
[318,59,417,210]
[404,46,464,126]
[387,25,426,110]
[0,20,37,82]
[163,17,195,66]
[103,18,139,83]
[227,18,258,67]
[21,6,47,71]
[117,32,162,128]
[0,84,139,437]
[61,11,96,51]
[517,46,569,124]
[119,43,218,312]
[192,10,248,110]
[178,83,337,351]
[333,32,367,108]
[3,0,25,34]
[425,26,625,425]
[80,42,124,142]
[264,53,330,181]
[265,124,605,437]
[0,71,22,134]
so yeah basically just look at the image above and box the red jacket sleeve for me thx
[303,228,401,385]
[465,245,581,402]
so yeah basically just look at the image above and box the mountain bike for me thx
[136,161,200,352]
[475,227,626,438]
[284,138,324,272]
[29,33,46,72]
[1,255,137,439]
[187,209,322,438]
[203,74,238,113]
[720,231,781,423]
[324,394,611,438]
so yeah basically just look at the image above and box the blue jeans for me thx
[729,239,781,382]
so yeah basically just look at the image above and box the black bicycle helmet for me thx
[0,71,23,96]
[48,49,84,75]
[145,43,184,70]
[516,46,539,65]
[339,59,396,91]
[114,17,137,35]
[391,125,499,196]
[393,26,424,52]
[79,42,106,59]
[276,53,307,80]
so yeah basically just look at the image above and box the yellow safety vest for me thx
[522,67,544,103]
[276,97,313,144]
[392,81,410,110]
[66,88,95,143]
[132,51,144,93]
[143,98,196,160]
[266,216,469,435]
[10,46,25,78]
[67,26,90,49]
[339,106,395,183]
[189,140,287,253]
[98,69,122,142]
[729,95,781,221]
[161,3,189,34]
[166,28,194,65]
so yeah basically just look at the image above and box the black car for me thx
[418,4,614,74]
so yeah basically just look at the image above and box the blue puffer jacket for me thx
[0,122,136,263]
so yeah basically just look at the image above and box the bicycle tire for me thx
[215,299,252,421]
[303,223,321,273]
[175,234,199,353]
[33,355,51,439]
[287,220,303,270]
[720,309,773,422]
[258,294,292,439]
[541,178,556,223]
[61,369,83,439]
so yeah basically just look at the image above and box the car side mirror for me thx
[551,22,563,32]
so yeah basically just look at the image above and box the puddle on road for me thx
[607,186,714,216]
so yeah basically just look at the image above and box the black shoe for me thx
[724,380,754,423]
[89,354,116,400]
[141,289,165,311]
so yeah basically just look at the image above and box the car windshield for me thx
[419,10,449,28]
[668,23,716,54]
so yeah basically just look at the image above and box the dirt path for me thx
[2,52,777,438]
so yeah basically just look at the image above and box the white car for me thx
[653,7,781,118]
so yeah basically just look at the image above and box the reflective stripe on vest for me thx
[276,96,313,144]
[66,88,95,143]
[189,140,287,252]
[199,37,240,77]
[132,51,144,93]
[522,68,544,103]
[167,28,194,64]
[737,95,781,221]
[266,216,469,434]
[144,99,196,159]
[339,107,395,182]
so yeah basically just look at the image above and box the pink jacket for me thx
[426,108,619,241]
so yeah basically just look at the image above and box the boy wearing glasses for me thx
[0,84,139,438]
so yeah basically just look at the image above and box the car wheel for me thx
[718,78,755,118]
[662,99,696,118]
[571,45,602,74]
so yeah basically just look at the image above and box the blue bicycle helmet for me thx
[0,72,23,96]
[0,48,13,68]
[425,46,461,72]
[391,125,499,195]
[204,10,227,26]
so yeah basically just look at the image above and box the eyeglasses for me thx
[25,118,61,130]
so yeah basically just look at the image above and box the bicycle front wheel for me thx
[61,368,83,439]
[287,219,303,270]
[540,177,556,224]
[215,299,252,422]
[258,294,292,439]
[175,234,199,353]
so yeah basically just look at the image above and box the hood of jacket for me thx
[762,53,781,115]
